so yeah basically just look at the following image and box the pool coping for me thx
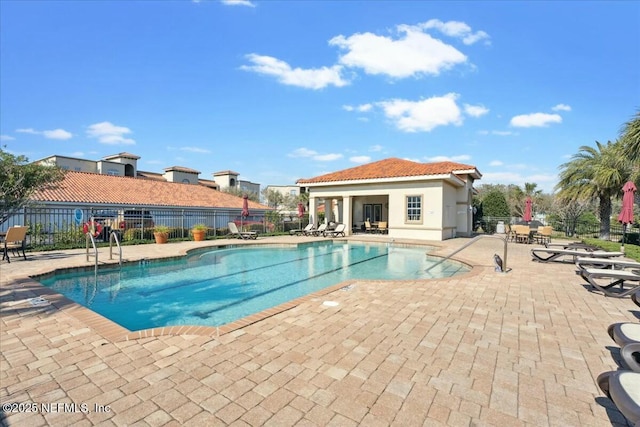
[9,238,481,342]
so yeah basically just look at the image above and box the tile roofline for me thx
[300,173,466,187]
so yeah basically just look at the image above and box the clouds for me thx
[16,128,73,140]
[240,54,348,90]
[329,24,467,78]
[87,122,135,145]
[510,113,562,128]
[344,94,486,133]
[221,0,255,7]
[287,147,343,161]
[242,19,488,88]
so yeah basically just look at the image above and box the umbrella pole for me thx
[621,224,626,254]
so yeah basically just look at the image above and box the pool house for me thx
[297,158,482,241]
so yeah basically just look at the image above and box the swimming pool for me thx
[37,241,469,331]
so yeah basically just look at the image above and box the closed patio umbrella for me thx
[523,196,533,222]
[241,194,249,231]
[618,181,636,251]
[297,202,304,230]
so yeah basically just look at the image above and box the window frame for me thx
[405,195,423,223]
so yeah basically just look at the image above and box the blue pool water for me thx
[38,241,468,331]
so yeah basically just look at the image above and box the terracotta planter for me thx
[154,232,168,244]
[192,229,206,241]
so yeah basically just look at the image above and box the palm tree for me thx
[620,110,640,163]
[556,141,631,240]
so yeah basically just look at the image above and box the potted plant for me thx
[153,225,170,244]
[191,224,208,241]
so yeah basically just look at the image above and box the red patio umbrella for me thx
[241,194,249,231]
[297,202,305,230]
[523,196,533,222]
[618,181,636,249]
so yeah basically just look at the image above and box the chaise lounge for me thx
[580,268,640,298]
[324,223,346,237]
[227,222,258,240]
[531,247,623,263]
[597,370,640,425]
[2,226,28,263]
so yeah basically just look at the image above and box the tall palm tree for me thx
[620,110,640,163]
[556,141,631,240]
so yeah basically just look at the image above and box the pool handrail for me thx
[425,234,509,273]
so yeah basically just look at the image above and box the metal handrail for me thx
[109,230,122,265]
[86,233,98,269]
[426,234,509,273]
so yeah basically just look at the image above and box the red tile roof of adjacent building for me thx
[296,157,480,184]
[32,171,269,210]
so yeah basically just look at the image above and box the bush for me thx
[582,238,640,262]
[482,190,510,218]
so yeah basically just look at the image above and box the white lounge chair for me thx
[312,223,327,236]
[227,222,257,240]
[581,268,640,298]
[575,257,640,272]
[597,370,640,425]
[531,247,623,263]
[607,323,640,372]
[291,223,314,236]
[324,223,346,237]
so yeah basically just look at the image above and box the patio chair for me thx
[364,220,374,233]
[2,226,28,263]
[581,268,640,298]
[291,223,314,236]
[596,370,640,425]
[533,226,553,245]
[514,225,531,243]
[312,223,327,236]
[324,223,346,237]
[531,247,623,263]
[227,222,257,240]
[376,221,388,234]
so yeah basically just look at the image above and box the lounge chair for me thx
[531,247,623,263]
[597,370,640,425]
[581,268,640,298]
[324,223,346,237]
[633,291,640,308]
[545,241,598,251]
[2,226,28,263]
[364,220,374,233]
[312,223,327,236]
[575,257,640,272]
[291,223,314,236]
[227,222,257,240]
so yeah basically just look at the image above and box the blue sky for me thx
[1,1,638,193]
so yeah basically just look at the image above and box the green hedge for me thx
[582,238,640,262]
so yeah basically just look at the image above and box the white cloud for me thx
[489,160,503,166]
[510,113,562,128]
[477,130,489,135]
[463,103,489,117]
[87,122,135,145]
[0,135,15,141]
[378,93,463,132]
[70,151,85,157]
[424,154,471,163]
[288,147,342,162]
[481,171,557,192]
[15,127,72,140]
[369,144,383,152]
[552,103,572,112]
[180,146,211,154]
[16,128,38,134]
[350,155,371,164]
[221,0,255,6]
[329,23,467,78]
[42,129,73,140]
[288,148,318,158]
[343,103,372,113]
[241,54,349,90]
[314,153,343,161]
[422,19,490,45]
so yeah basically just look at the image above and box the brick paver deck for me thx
[1,235,636,426]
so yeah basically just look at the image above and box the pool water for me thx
[38,241,469,331]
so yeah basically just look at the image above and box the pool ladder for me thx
[85,231,122,268]
[425,234,509,273]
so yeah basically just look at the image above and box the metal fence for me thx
[3,205,310,249]
[479,216,640,244]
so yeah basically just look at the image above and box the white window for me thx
[406,195,422,222]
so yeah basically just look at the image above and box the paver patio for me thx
[1,235,637,426]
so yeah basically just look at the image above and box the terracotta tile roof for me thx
[164,166,201,174]
[296,157,479,184]
[33,171,270,210]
